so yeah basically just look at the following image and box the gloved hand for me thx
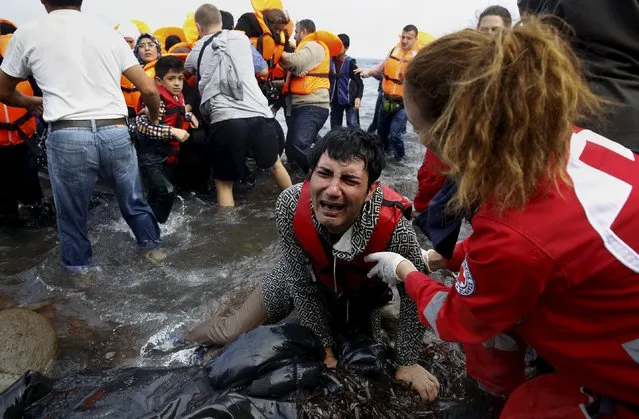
[365,252,416,285]
[421,248,447,272]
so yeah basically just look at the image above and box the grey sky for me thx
[4,0,520,58]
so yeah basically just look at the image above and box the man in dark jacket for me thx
[329,34,364,129]
[519,0,639,150]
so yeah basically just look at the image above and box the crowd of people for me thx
[1,0,639,417]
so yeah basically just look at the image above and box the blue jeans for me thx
[330,103,359,129]
[377,107,408,158]
[47,124,161,270]
[285,105,329,172]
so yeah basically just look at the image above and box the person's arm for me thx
[136,100,172,140]
[124,65,160,124]
[275,186,336,363]
[0,32,43,114]
[280,42,325,75]
[0,71,43,114]
[386,217,427,366]
[413,149,448,214]
[358,57,388,79]
[405,217,553,344]
[251,45,269,76]
[350,59,364,100]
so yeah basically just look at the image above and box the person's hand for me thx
[354,98,361,110]
[395,364,440,402]
[422,249,447,272]
[189,114,199,129]
[171,127,190,143]
[297,70,308,77]
[354,68,368,78]
[324,347,337,369]
[26,96,43,117]
[365,252,417,285]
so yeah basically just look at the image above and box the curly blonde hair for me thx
[405,17,602,212]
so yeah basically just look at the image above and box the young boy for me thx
[136,56,198,223]
[329,33,364,129]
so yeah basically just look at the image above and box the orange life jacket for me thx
[0,34,37,146]
[292,180,411,298]
[382,43,419,98]
[282,35,331,96]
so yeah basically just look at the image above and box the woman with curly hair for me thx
[366,19,639,417]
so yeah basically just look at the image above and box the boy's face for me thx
[156,70,184,96]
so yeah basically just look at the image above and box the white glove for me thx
[365,252,415,286]
[421,248,445,272]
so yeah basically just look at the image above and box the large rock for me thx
[0,308,57,391]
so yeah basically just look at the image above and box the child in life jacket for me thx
[136,56,198,223]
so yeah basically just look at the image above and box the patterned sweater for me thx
[267,183,426,366]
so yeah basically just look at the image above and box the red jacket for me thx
[413,148,447,213]
[406,129,639,405]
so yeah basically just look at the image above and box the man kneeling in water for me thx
[187,128,439,401]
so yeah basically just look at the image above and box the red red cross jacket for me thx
[405,128,639,406]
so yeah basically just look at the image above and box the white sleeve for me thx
[0,31,30,79]
[117,36,140,72]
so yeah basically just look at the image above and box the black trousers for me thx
[140,162,176,224]
[0,141,43,219]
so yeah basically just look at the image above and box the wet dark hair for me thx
[402,25,418,36]
[47,0,82,6]
[220,10,235,30]
[479,5,513,27]
[337,33,350,48]
[165,35,182,51]
[297,19,316,34]
[155,56,184,79]
[308,128,386,187]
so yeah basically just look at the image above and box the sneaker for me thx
[145,248,167,263]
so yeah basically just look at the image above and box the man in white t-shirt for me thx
[0,0,164,271]
[185,3,291,207]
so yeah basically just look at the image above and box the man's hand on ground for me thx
[395,364,440,402]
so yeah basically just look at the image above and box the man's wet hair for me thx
[165,35,182,51]
[220,10,235,30]
[337,33,350,49]
[309,128,386,187]
[479,5,513,27]
[297,19,316,34]
[155,56,184,80]
[47,0,83,6]
[402,25,418,36]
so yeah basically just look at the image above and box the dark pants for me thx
[367,91,383,133]
[174,128,211,194]
[285,105,329,172]
[0,141,43,219]
[330,103,359,129]
[140,163,176,224]
[378,106,408,158]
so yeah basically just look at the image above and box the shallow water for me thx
[0,63,435,382]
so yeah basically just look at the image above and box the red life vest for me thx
[292,180,412,298]
[157,85,189,165]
